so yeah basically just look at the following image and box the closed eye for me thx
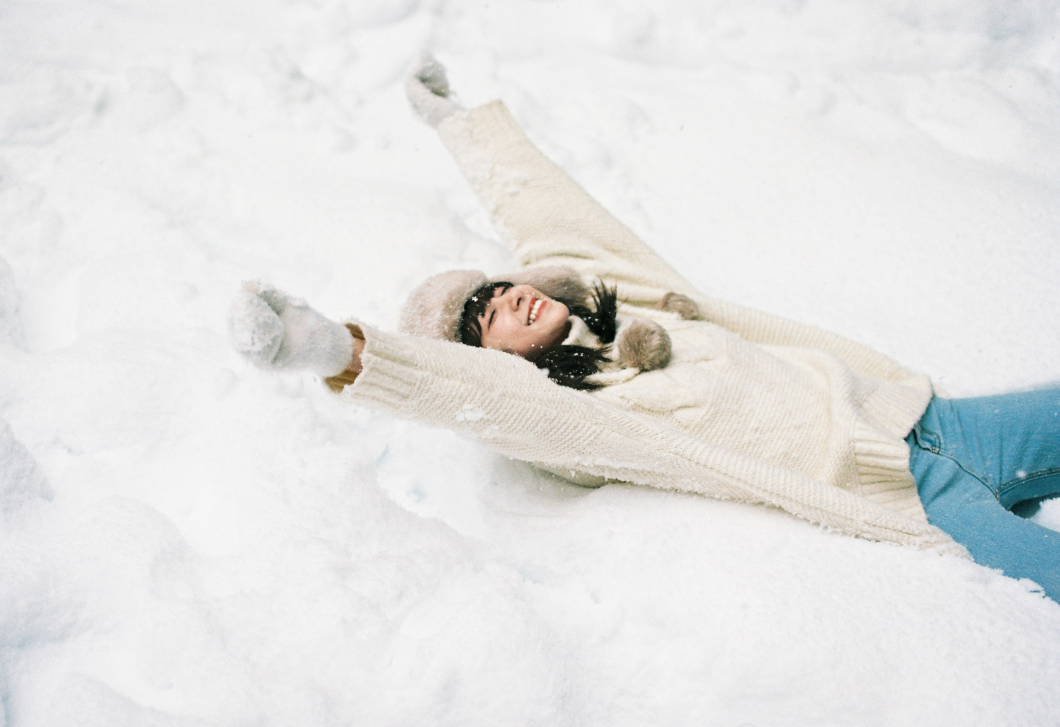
[488,309,496,330]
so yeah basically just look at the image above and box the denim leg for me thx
[909,390,1060,603]
[927,390,1060,507]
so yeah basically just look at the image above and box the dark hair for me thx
[458,279,619,391]
[459,281,513,348]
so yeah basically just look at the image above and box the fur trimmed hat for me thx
[399,266,592,342]
[398,269,488,341]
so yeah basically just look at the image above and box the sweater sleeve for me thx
[691,294,931,385]
[345,322,962,555]
[436,101,697,307]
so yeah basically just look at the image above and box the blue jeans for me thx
[907,390,1060,603]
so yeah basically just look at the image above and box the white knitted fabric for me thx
[341,101,961,555]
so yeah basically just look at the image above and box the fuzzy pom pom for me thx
[616,318,672,371]
[657,291,700,320]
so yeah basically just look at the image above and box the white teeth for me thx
[529,298,543,324]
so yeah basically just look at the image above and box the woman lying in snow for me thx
[229,55,1060,604]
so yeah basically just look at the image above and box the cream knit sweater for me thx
[341,101,960,553]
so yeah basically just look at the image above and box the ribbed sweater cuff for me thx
[341,323,423,415]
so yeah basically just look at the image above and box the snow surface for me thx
[2,0,1060,725]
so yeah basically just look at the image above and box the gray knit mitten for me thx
[406,53,463,128]
[228,282,354,377]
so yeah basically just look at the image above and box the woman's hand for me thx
[405,52,463,128]
[228,282,357,378]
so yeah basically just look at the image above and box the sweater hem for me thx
[852,418,929,522]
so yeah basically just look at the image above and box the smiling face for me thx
[476,284,571,359]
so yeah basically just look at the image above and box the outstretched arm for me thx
[407,56,695,309]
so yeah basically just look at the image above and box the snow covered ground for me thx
[2,0,1060,724]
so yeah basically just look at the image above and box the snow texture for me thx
[1,0,1059,725]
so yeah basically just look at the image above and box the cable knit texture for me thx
[340,101,959,554]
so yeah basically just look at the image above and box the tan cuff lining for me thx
[324,324,363,393]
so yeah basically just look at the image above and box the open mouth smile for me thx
[528,297,545,324]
